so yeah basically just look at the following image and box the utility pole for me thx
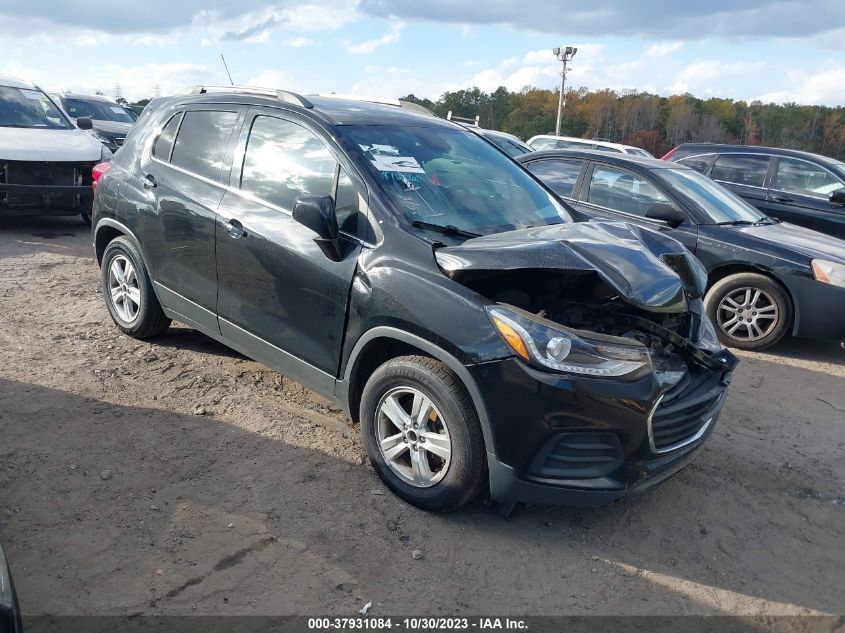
[553,46,577,136]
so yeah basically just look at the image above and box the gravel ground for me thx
[1,216,843,617]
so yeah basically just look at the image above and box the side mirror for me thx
[829,188,845,206]
[646,203,686,227]
[76,117,93,130]
[292,194,343,261]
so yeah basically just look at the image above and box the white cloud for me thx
[346,20,404,54]
[283,37,315,47]
[754,64,845,105]
[243,69,298,91]
[666,59,766,93]
[645,41,683,59]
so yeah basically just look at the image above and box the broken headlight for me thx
[695,313,722,353]
[487,305,652,379]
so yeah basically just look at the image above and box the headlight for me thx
[812,259,845,288]
[486,305,652,379]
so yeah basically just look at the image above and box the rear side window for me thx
[711,154,769,187]
[170,110,238,182]
[241,116,337,211]
[526,159,584,198]
[152,113,183,162]
[677,154,716,174]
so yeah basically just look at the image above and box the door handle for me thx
[142,174,157,189]
[772,195,793,203]
[225,218,247,239]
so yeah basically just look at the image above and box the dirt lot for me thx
[0,216,843,617]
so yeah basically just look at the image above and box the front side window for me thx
[677,154,716,174]
[170,110,238,182]
[240,116,337,210]
[0,86,70,129]
[343,125,572,235]
[525,159,584,198]
[711,154,769,187]
[774,157,845,199]
[587,165,672,217]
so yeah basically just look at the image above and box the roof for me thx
[0,74,38,89]
[518,148,687,170]
[166,87,454,128]
[673,143,844,167]
[527,134,642,152]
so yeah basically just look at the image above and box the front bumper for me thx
[785,274,845,340]
[469,350,737,508]
[1,160,95,216]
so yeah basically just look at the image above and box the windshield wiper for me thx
[753,216,781,226]
[411,220,480,238]
[712,220,755,226]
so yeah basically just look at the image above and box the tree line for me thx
[401,87,845,159]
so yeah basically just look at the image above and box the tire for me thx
[101,236,171,339]
[705,272,791,351]
[360,355,485,511]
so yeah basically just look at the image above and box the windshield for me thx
[0,86,71,129]
[658,168,764,224]
[484,132,532,157]
[344,125,572,235]
[63,98,135,123]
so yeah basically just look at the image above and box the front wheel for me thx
[704,272,792,350]
[360,356,485,511]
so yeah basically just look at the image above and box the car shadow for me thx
[2,358,842,618]
[0,216,92,259]
[153,325,247,361]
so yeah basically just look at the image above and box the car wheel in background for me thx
[705,272,792,350]
[101,236,171,338]
[360,356,485,511]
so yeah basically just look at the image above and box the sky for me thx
[1,0,844,106]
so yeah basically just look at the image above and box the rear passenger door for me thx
[140,106,246,331]
[574,162,698,252]
[766,156,845,238]
[709,153,771,210]
[215,109,367,392]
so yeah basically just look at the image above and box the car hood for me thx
[435,221,704,312]
[91,120,133,136]
[732,221,845,265]
[0,127,103,161]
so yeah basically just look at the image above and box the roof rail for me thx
[446,111,480,127]
[182,85,313,109]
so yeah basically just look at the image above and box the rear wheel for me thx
[360,356,485,511]
[705,272,791,350]
[101,236,171,338]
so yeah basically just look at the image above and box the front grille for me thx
[529,432,624,479]
[649,371,724,453]
[1,160,94,210]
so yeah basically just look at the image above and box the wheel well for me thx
[346,338,434,424]
[95,226,124,265]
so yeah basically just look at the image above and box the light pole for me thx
[553,46,577,136]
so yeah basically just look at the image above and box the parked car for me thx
[461,125,533,157]
[528,134,653,157]
[662,143,845,239]
[519,149,845,350]
[54,93,135,153]
[0,74,112,224]
[0,533,22,633]
[92,85,737,513]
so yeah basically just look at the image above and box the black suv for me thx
[663,143,845,238]
[92,86,736,512]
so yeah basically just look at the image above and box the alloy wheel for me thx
[375,386,452,488]
[716,286,779,342]
[108,254,141,324]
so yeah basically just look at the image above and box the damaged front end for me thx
[0,160,95,217]
[435,221,738,508]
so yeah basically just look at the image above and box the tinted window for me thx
[63,98,134,123]
[526,159,584,198]
[170,110,238,182]
[677,154,716,174]
[587,165,672,217]
[152,113,182,162]
[711,154,769,187]
[774,157,845,199]
[241,116,336,211]
[594,145,623,153]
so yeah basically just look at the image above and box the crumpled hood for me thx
[435,221,705,312]
[0,127,103,161]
